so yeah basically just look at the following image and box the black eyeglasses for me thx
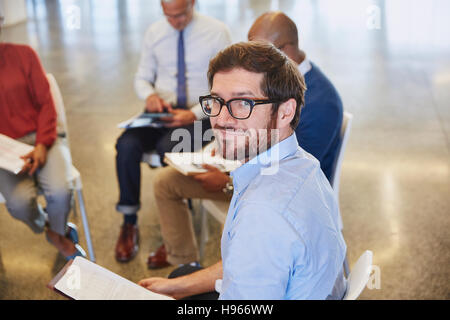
[199,95,281,120]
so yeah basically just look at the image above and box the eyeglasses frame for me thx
[199,95,282,120]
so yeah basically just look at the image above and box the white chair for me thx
[0,74,96,262]
[142,151,162,168]
[47,73,96,262]
[343,250,373,300]
[331,112,353,276]
[330,112,354,204]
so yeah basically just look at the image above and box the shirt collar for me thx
[298,58,312,76]
[231,133,299,194]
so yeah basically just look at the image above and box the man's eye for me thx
[238,100,250,108]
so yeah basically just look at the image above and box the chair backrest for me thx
[330,111,353,197]
[343,250,373,300]
[46,73,69,139]
[46,73,76,183]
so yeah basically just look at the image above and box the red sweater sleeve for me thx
[22,46,57,147]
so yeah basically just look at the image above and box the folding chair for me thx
[343,250,373,300]
[47,74,96,262]
[330,112,353,276]
[0,74,96,262]
[330,112,354,211]
[142,151,162,168]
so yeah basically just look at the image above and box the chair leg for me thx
[71,190,78,218]
[343,256,350,278]
[199,201,209,261]
[76,189,96,262]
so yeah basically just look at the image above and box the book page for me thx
[54,257,173,300]
[164,152,241,176]
[0,134,34,174]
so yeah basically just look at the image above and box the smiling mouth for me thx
[215,128,248,136]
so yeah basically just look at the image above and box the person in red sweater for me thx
[0,40,85,260]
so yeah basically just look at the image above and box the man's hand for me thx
[20,143,48,176]
[161,109,197,128]
[139,261,222,300]
[138,277,186,300]
[193,164,230,193]
[145,93,173,113]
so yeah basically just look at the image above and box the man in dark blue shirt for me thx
[145,11,344,269]
[248,11,343,180]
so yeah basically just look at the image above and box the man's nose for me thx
[216,105,237,127]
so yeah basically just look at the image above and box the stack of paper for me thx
[0,134,34,174]
[164,152,241,176]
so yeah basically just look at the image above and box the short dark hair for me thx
[207,41,306,129]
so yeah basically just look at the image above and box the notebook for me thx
[47,257,174,300]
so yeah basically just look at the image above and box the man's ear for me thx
[276,98,297,129]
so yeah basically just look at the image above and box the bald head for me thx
[161,0,195,30]
[248,12,304,64]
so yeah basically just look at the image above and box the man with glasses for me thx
[113,0,231,263]
[139,41,346,299]
[145,11,344,271]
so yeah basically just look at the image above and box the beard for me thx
[213,115,279,162]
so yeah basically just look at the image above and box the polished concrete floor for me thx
[0,0,449,300]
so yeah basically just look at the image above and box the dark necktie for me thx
[177,30,187,108]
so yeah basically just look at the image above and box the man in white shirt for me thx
[114,0,232,263]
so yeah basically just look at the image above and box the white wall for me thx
[0,0,27,27]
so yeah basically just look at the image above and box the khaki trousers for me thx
[153,167,231,265]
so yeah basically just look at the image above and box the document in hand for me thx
[0,134,34,174]
[164,152,241,176]
[47,257,174,300]
[118,112,172,129]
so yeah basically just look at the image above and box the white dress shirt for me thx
[298,57,312,76]
[134,11,232,120]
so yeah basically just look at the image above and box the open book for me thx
[47,257,173,300]
[0,134,34,174]
[118,112,172,129]
[164,152,241,176]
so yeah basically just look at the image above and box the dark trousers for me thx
[115,119,212,215]
[168,264,219,300]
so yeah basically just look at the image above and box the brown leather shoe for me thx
[115,224,139,262]
[147,244,170,269]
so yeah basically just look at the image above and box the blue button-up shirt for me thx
[219,133,347,300]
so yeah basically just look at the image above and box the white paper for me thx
[164,152,241,175]
[54,257,174,300]
[0,134,34,174]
